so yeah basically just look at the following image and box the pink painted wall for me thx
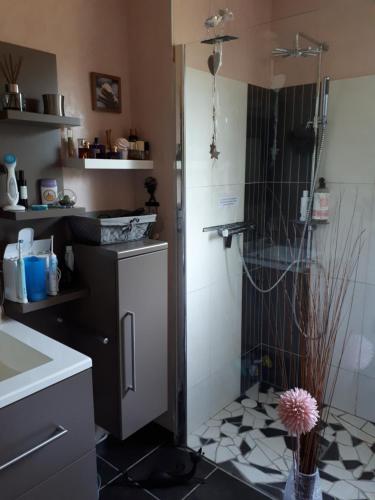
[0,0,136,210]
[271,0,320,21]
[174,0,375,89]
[172,0,273,45]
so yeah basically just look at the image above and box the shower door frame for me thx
[174,44,188,445]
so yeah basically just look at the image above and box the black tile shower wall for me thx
[241,83,271,392]
[241,82,316,392]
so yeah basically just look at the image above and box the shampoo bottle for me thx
[312,178,330,222]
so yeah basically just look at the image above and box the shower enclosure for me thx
[180,27,328,425]
[176,3,375,498]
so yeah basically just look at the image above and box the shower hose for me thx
[239,128,327,295]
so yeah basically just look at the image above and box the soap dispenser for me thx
[312,178,330,222]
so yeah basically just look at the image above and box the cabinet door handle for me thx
[122,311,137,394]
[0,425,68,472]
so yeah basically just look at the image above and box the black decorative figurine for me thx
[144,176,160,214]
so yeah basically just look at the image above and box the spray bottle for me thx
[17,240,28,303]
[48,235,59,296]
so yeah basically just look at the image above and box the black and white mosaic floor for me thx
[188,384,375,500]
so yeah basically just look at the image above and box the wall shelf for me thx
[64,158,154,170]
[0,206,85,221]
[0,110,81,128]
[4,287,89,314]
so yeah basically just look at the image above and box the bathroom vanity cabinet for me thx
[0,370,97,500]
[73,239,168,440]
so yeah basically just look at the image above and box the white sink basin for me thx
[0,317,91,408]
[0,332,51,382]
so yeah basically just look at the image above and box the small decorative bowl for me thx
[58,189,77,208]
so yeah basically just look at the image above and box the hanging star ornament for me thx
[210,140,220,160]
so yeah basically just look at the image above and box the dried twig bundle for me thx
[296,193,364,473]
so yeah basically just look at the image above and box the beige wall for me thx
[0,0,135,210]
[272,0,375,87]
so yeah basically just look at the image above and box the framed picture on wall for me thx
[90,72,121,113]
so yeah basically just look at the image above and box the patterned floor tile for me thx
[362,422,375,438]
[339,413,367,429]
[189,385,375,500]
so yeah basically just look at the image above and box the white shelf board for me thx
[64,158,153,170]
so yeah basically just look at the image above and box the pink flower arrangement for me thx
[278,388,319,435]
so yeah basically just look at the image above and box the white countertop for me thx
[0,317,92,409]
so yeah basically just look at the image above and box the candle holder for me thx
[2,83,23,111]
[0,54,24,111]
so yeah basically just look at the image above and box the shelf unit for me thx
[0,110,81,128]
[0,207,85,221]
[64,158,153,170]
[4,287,89,314]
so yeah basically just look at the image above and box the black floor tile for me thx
[99,484,155,499]
[186,469,269,499]
[97,456,120,488]
[126,446,214,500]
[97,423,172,471]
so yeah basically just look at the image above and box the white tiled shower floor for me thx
[188,384,375,500]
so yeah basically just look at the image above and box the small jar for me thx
[40,179,58,205]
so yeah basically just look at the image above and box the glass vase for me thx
[284,466,322,500]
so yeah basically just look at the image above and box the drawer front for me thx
[18,450,97,500]
[0,370,95,500]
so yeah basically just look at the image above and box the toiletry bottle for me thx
[90,137,101,159]
[312,177,330,222]
[105,129,112,157]
[48,235,59,296]
[299,190,309,222]
[17,240,28,303]
[60,128,68,161]
[144,141,150,160]
[128,128,138,142]
[136,141,145,160]
[18,170,28,209]
[78,139,90,158]
[67,128,76,158]
[65,245,74,273]
[40,179,58,205]
[60,245,74,287]
[128,128,138,159]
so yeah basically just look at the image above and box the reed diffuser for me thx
[0,53,23,111]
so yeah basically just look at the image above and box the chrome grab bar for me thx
[203,222,255,248]
[0,425,68,472]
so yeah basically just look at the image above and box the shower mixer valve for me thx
[203,222,255,249]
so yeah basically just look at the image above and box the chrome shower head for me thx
[272,47,322,58]
[272,48,292,57]
[272,32,328,58]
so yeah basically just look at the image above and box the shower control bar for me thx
[203,222,255,248]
